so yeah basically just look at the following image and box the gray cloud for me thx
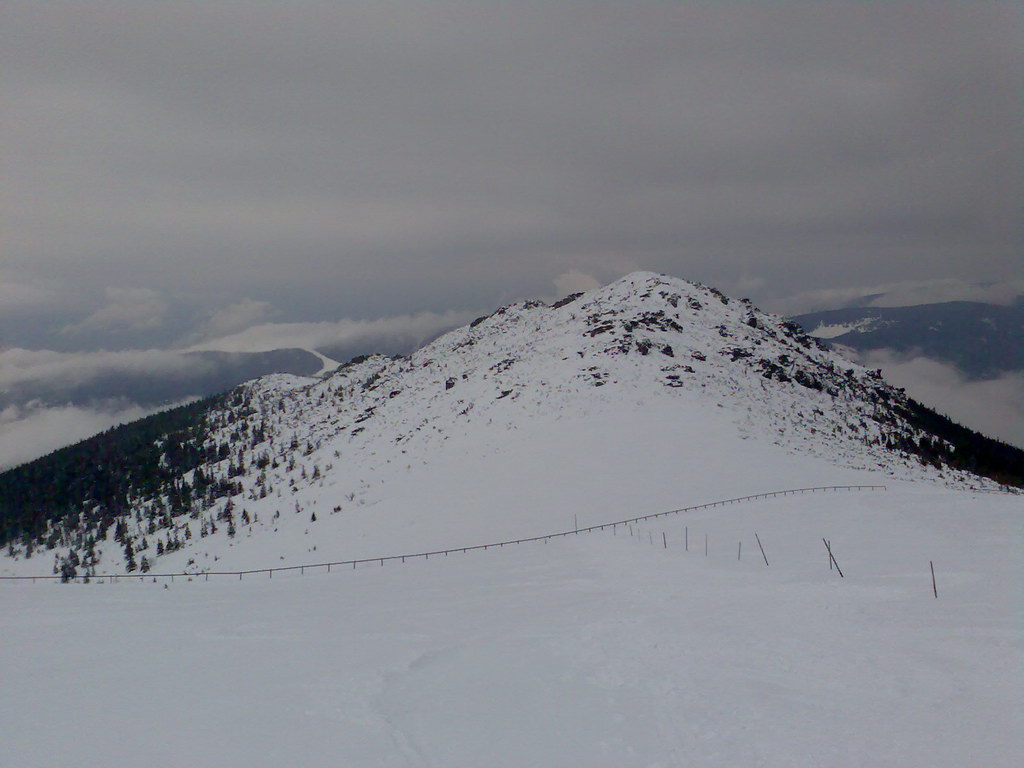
[1,3,1019,340]
[61,287,169,336]
[185,298,278,345]
[0,269,59,315]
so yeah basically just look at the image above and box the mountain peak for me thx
[2,275,1020,578]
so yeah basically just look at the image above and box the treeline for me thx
[891,398,1024,488]
[0,395,226,551]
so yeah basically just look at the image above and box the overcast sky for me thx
[1,3,1021,463]
[3,1,1020,353]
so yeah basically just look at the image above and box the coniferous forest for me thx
[0,395,225,557]
[894,398,1024,488]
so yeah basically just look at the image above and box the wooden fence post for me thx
[823,539,844,578]
[755,533,769,566]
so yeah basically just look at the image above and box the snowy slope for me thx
[2,272,1009,579]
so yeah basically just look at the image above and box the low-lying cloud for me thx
[863,349,1024,448]
[0,347,215,393]
[186,309,476,356]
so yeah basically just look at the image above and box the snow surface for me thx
[2,273,1020,765]
[2,486,1020,767]
[808,319,880,339]
[305,347,342,377]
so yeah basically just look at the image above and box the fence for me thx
[0,485,885,584]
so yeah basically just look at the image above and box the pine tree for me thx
[124,539,137,572]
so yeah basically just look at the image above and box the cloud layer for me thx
[186,309,475,356]
[1,5,1019,464]
[61,287,169,336]
[0,347,213,394]
[2,3,1020,348]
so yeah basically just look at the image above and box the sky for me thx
[1,2,1022,462]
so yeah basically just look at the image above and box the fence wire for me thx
[1,485,886,584]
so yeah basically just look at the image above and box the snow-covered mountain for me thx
[1,272,1018,579]
[3,273,1022,768]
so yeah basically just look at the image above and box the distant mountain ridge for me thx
[2,272,1020,579]
[792,299,1024,379]
[1,348,327,413]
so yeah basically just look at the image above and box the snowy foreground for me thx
[3,484,1020,767]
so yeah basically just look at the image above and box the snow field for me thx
[2,486,1019,767]
[70,394,906,579]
